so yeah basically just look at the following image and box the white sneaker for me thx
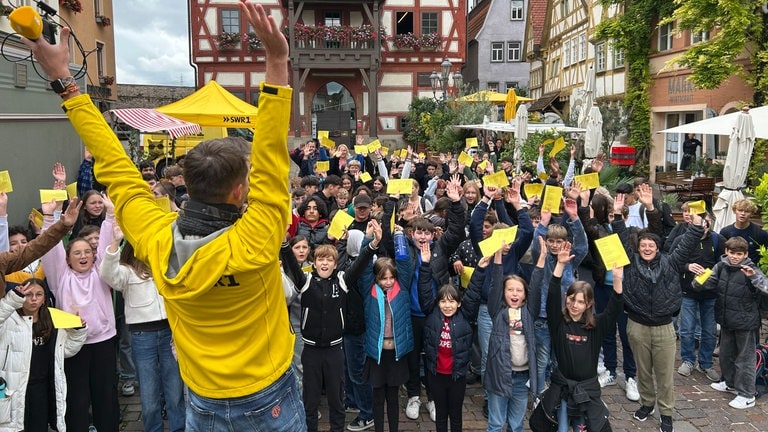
[597,360,606,376]
[405,396,421,419]
[598,372,616,387]
[426,400,436,422]
[729,395,756,409]
[710,381,738,394]
[625,377,640,401]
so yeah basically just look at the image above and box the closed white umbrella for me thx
[577,66,596,129]
[583,101,603,158]
[515,104,529,172]
[713,107,755,232]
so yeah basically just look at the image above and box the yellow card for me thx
[360,172,372,183]
[573,172,600,190]
[460,266,475,287]
[380,146,390,156]
[478,235,503,257]
[549,137,566,157]
[465,137,478,148]
[49,308,82,329]
[524,183,544,198]
[320,136,335,149]
[688,200,707,215]
[354,145,369,156]
[317,130,329,140]
[302,265,314,273]
[483,171,509,189]
[156,196,171,213]
[418,152,425,160]
[40,189,68,203]
[328,210,355,239]
[541,185,563,214]
[386,178,413,195]
[31,208,43,227]
[367,139,382,153]
[457,152,473,166]
[477,160,489,172]
[0,171,12,193]
[496,226,518,245]
[593,233,631,269]
[316,160,330,172]
[66,182,77,198]
[695,268,713,285]
[399,149,409,159]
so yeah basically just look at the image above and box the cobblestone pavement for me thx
[116,340,768,431]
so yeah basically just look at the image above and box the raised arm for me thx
[485,250,505,317]
[547,240,574,333]
[417,241,436,314]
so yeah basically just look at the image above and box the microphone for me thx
[9,6,44,40]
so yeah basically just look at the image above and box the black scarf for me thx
[176,200,241,237]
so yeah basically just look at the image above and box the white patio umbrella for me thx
[514,104,529,172]
[713,107,755,232]
[583,101,603,159]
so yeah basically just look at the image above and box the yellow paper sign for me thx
[688,200,707,215]
[302,265,314,273]
[465,137,478,148]
[477,227,518,257]
[497,226,518,245]
[30,208,43,227]
[380,146,389,156]
[483,171,509,189]
[328,210,355,240]
[694,268,713,285]
[360,172,372,183]
[315,161,330,172]
[0,171,12,193]
[594,233,631,269]
[460,266,475,287]
[541,185,563,214]
[367,139,382,153]
[156,196,171,213]
[418,152,425,160]
[477,160,489,172]
[524,183,544,198]
[49,308,82,329]
[399,149,409,159]
[387,178,413,195]
[549,137,566,157]
[457,152,473,167]
[66,182,77,199]
[573,172,600,190]
[40,189,68,203]
[320,136,335,149]
[354,145,369,156]
[317,130,329,140]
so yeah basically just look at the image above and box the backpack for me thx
[755,343,768,398]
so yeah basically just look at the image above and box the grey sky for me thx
[113,0,195,86]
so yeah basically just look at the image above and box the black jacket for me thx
[531,369,611,432]
[671,228,725,300]
[703,256,768,331]
[418,263,481,380]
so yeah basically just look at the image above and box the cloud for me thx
[113,0,195,86]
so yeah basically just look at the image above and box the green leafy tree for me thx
[403,96,494,153]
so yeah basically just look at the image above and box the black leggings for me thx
[372,385,399,432]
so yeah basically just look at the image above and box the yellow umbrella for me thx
[504,89,519,122]
[459,90,533,105]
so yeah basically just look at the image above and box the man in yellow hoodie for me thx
[23,2,304,430]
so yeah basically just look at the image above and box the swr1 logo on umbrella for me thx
[223,116,251,123]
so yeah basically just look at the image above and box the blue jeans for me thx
[186,367,306,431]
[131,327,186,432]
[557,400,585,432]
[477,304,492,395]
[486,371,528,432]
[534,318,551,395]
[344,333,373,421]
[680,297,716,369]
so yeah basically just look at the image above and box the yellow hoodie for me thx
[62,83,294,398]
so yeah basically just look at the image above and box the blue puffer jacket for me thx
[358,238,415,362]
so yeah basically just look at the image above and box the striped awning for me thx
[109,108,202,138]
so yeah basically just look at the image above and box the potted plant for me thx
[391,32,420,49]
[293,24,319,48]
[60,0,82,13]
[420,32,443,50]
[351,25,374,48]
[99,75,114,85]
[217,32,241,50]
[246,32,263,51]
[95,15,111,26]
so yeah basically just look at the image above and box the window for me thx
[691,30,709,44]
[487,82,499,92]
[250,91,260,107]
[506,82,519,91]
[560,0,569,16]
[395,11,414,35]
[421,12,438,35]
[511,0,524,20]
[507,41,522,62]
[613,46,625,68]
[221,9,240,33]
[563,40,571,67]
[550,58,560,78]
[595,42,606,72]
[324,11,341,26]
[417,72,432,87]
[579,33,587,60]
[94,0,102,15]
[658,23,673,51]
[491,42,504,62]
[400,117,409,130]
[571,37,578,64]
[96,42,104,77]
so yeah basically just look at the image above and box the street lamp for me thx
[430,58,462,102]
